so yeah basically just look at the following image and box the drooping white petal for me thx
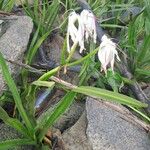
[67,11,85,53]
[67,12,79,52]
[77,16,85,53]
[98,35,120,73]
[80,10,97,43]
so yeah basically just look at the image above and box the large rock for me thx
[62,112,92,150]
[0,16,33,95]
[86,97,150,150]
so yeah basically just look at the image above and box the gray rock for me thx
[86,97,150,150]
[62,112,92,150]
[0,16,33,95]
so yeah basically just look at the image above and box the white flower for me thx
[67,12,79,52]
[98,35,120,74]
[67,10,97,53]
[80,10,97,44]
[67,11,85,53]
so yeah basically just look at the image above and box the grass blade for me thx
[129,106,150,122]
[26,30,51,64]
[1,0,15,12]
[27,23,41,58]
[0,52,33,132]
[73,86,148,108]
[45,0,59,31]
[37,92,76,141]
[137,35,150,63]
[135,68,150,76]
[33,0,39,24]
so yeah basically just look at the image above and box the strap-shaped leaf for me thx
[37,91,76,141]
[73,86,148,108]
[0,52,33,132]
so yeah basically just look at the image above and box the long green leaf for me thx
[2,0,15,12]
[23,23,41,85]
[27,23,41,59]
[26,30,51,64]
[137,35,150,63]
[0,139,35,150]
[34,79,147,109]
[22,0,34,19]
[46,0,59,31]
[33,0,39,24]
[101,24,126,29]
[135,68,150,76]
[129,106,150,122]
[37,92,76,141]
[73,86,148,108]
[0,52,33,132]
[144,0,150,20]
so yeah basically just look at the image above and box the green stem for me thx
[66,47,99,67]
[66,42,78,63]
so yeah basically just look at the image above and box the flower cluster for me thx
[67,10,96,53]
[67,10,120,73]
